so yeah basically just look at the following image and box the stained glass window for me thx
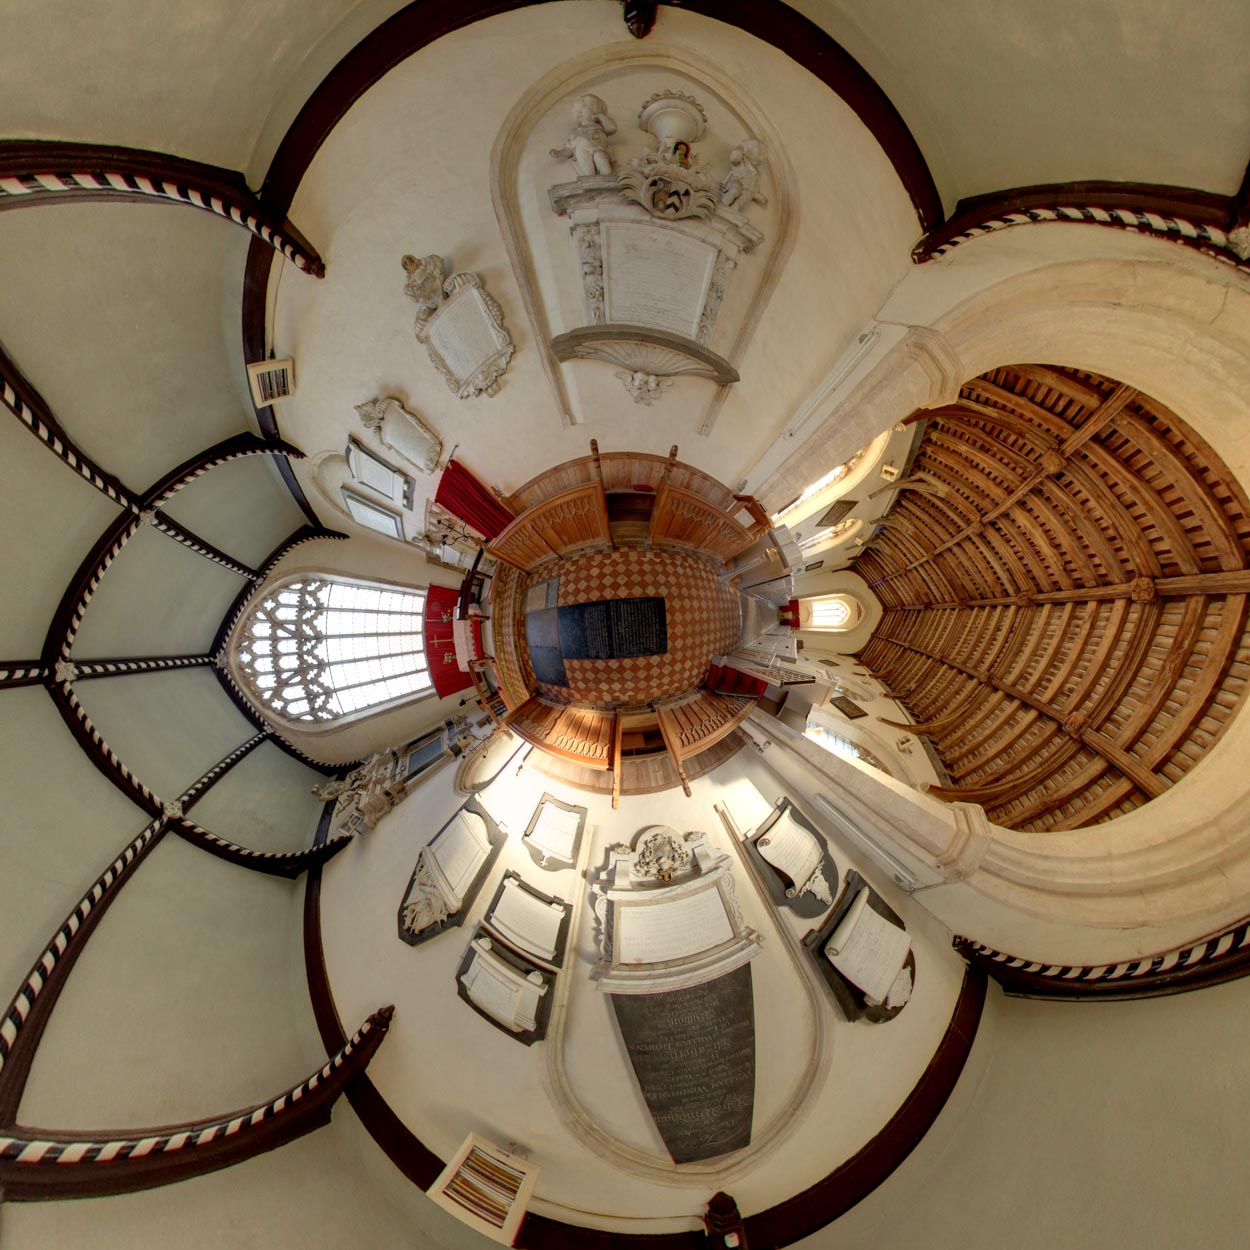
[235,578,431,724]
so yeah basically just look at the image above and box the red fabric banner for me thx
[434,459,515,541]
[423,586,472,698]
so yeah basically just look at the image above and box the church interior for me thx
[4,2,1250,1247]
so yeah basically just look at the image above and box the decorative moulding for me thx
[491,46,797,434]
[356,396,442,475]
[549,324,739,402]
[401,253,515,399]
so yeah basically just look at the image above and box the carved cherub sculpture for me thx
[401,253,446,329]
[550,93,617,177]
[719,138,769,210]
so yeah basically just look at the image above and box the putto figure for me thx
[550,93,617,177]
[719,138,768,210]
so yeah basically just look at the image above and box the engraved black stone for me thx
[610,965,755,1164]
[557,597,667,659]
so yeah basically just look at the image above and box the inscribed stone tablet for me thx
[617,886,734,964]
[603,221,716,339]
[428,288,503,383]
[610,965,755,1163]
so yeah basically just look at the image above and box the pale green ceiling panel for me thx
[0,687,147,1002]
[16,835,317,1129]
[71,667,257,804]
[0,406,123,659]
[187,741,325,856]
[70,525,248,660]
[0,203,254,492]
[160,455,309,571]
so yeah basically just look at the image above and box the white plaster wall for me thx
[17,834,319,1128]
[318,748,966,1229]
[0,688,144,997]
[270,2,918,523]
[797,976,1250,1250]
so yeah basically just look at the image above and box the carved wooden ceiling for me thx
[857,364,1250,832]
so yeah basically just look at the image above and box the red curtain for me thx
[434,459,515,541]
[423,586,473,698]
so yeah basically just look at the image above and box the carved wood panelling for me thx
[487,481,611,571]
[858,364,1250,831]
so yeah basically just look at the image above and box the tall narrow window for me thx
[799,593,863,632]
[234,577,431,725]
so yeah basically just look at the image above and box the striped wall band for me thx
[66,655,215,681]
[0,1007,392,1169]
[56,515,141,656]
[146,437,306,509]
[915,206,1246,265]
[0,662,46,688]
[0,167,324,276]
[148,514,259,579]
[177,733,270,810]
[170,815,354,878]
[0,819,165,1086]
[59,680,161,811]
[955,922,1250,989]
[0,373,137,512]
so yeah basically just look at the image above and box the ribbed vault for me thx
[857,364,1250,832]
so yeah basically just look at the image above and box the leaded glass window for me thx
[235,577,431,724]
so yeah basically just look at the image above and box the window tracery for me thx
[235,577,431,725]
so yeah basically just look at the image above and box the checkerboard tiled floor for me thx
[517,548,741,704]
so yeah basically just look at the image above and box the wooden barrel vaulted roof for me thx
[857,364,1250,832]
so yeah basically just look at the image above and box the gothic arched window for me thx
[234,576,431,726]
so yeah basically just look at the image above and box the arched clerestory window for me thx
[233,576,431,727]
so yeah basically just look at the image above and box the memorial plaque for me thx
[427,287,508,382]
[603,222,717,339]
[557,597,667,659]
[610,965,755,1164]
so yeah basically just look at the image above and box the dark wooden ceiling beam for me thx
[0,1008,392,1199]
[912,180,1246,269]
[0,140,324,276]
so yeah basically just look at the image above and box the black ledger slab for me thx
[609,964,755,1164]
[557,597,667,660]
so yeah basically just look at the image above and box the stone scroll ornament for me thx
[401,253,515,399]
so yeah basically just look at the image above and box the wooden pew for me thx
[654,689,758,796]
[486,480,612,572]
[504,697,616,770]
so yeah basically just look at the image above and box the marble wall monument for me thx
[590,828,761,1163]
[548,90,770,403]
[401,253,515,399]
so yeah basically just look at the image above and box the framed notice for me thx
[829,694,868,719]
